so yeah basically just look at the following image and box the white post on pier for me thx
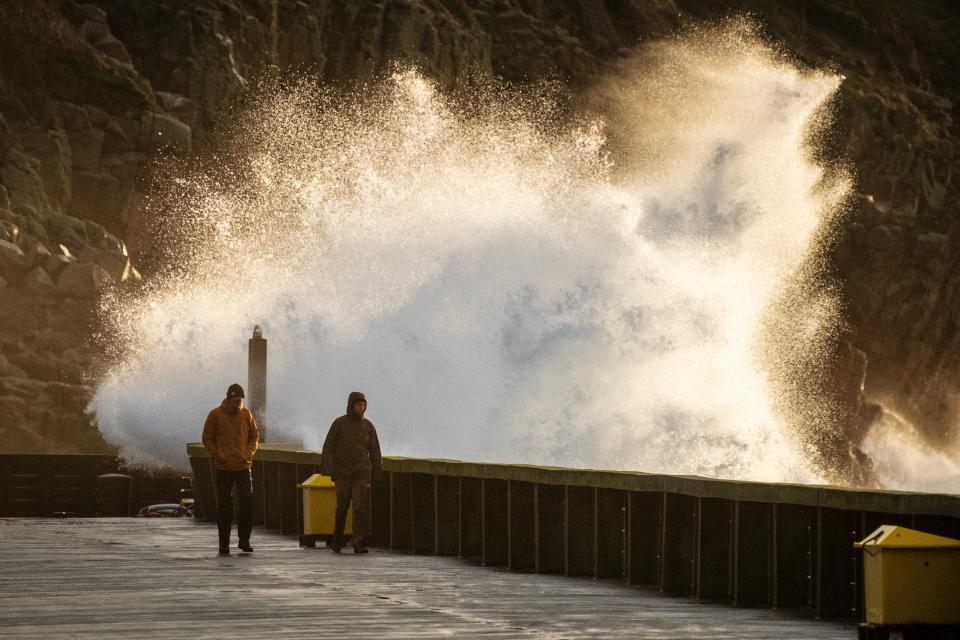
[248,325,267,442]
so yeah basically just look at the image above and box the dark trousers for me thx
[334,474,370,546]
[216,468,253,548]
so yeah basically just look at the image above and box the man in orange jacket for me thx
[203,383,260,555]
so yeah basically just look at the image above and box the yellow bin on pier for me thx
[298,474,351,547]
[855,525,960,624]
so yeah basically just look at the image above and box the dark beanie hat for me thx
[227,383,245,398]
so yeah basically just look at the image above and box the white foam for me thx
[92,27,849,485]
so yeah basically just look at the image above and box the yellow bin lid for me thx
[855,525,960,549]
[297,473,335,489]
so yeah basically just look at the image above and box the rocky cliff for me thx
[0,0,957,481]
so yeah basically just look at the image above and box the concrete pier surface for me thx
[0,518,854,639]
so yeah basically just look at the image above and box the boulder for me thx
[0,220,19,244]
[23,266,59,297]
[57,358,85,383]
[74,2,134,66]
[26,242,52,268]
[20,127,73,214]
[155,92,198,130]
[0,353,28,378]
[45,212,89,251]
[57,103,103,172]
[43,253,75,278]
[67,170,126,231]
[61,345,94,368]
[0,239,29,278]
[79,246,131,282]
[95,34,134,67]
[9,350,61,382]
[0,275,7,290]
[45,297,88,333]
[101,119,133,154]
[0,149,50,213]
[139,111,192,153]
[0,113,10,158]
[55,262,114,298]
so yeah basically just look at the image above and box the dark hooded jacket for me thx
[320,391,382,480]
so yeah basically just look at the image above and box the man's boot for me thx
[219,532,230,555]
[331,511,347,553]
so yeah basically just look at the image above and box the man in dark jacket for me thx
[320,391,382,553]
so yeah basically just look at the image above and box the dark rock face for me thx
[0,0,957,480]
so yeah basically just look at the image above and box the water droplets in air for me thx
[93,22,853,486]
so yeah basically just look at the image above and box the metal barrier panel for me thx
[264,461,281,530]
[628,491,662,587]
[190,456,217,523]
[460,476,482,561]
[436,475,459,555]
[508,480,535,572]
[483,478,508,567]
[565,485,595,577]
[697,497,733,602]
[537,483,565,574]
[773,503,814,610]
[251,460,266,526]
[370,473,390,548]
[816,507,860,618]
[734,501,772,607]
[661,493,697,595]
[391,472,413,551]
[595,488,626,579]
[411,473,435,554]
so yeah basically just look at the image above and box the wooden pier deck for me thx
[0,518,856,639]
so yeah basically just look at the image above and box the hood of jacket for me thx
[347,391,366,415]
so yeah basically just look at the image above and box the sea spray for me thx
[93,23,848,486]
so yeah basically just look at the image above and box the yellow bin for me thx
[855,525,960,624]
[298,474,351,547]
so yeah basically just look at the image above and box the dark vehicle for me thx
[137,503,193,517]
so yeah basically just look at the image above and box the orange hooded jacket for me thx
[202,400,260,470]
